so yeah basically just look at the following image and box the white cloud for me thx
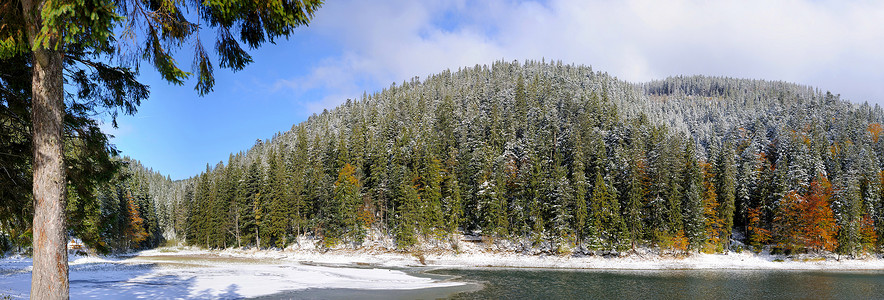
[275,0,884,113]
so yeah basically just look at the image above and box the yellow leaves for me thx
[829,143,841,156]
[0,7,28,58]
[656,230,689,254]
[334,163,359,187]
[0,34,26,56]
[868,123,883,143]
[357,202,374,228]
[747,207,770,250]
[701,161,724,252]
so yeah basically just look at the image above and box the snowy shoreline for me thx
[0,250,466,299]
[140,245,884,271]
[4,246,884,299]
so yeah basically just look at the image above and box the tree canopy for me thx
[1,0,322,298]
[112,60,884,258]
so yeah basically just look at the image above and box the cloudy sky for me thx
[111,0,884,179]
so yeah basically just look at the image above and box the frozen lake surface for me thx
[6,247,884,299]
[0,253,465,299]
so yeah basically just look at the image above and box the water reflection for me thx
[430,268,884,299]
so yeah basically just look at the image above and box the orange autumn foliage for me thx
[358,196,375,228]
[701,162,725,253]
[773,176,838,253]
[748,207,771,250]
[657,230,689,254]
[868,123,884,143]
[123,193,148,246]
[804,177,839,252]
[860,215,877,253]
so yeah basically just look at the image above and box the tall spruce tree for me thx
[715,145,737,250]
[1,0,322,295]
[590,172,624,250]
[572,147,589,243]
[682,141,705,250]
[623,148,646,249]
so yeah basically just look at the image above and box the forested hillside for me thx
[6,60,884,256]
[0,51,157,255]
[66,159,173,253]
[1,154,172,254]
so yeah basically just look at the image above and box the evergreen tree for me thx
[836,177,863,256]
[550,158,573,247]
[265,149,290,248]
[325,163,363,247]
[623,158,646,249]
[395,170,420,249]
[715,145,737,250]
[2,0,322,294]
[527,156,546,244]
[420,154,445,235]
[590,172,624,250]
[36,60,884,260]
[442,150,464,234]
[572,148,589,243]
[290,126,310,237]
[682,142,706,250]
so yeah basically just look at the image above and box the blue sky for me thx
[106,0,884,180]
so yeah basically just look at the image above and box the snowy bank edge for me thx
[136,247,884,271]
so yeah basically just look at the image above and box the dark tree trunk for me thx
[29,47,68,299]
[22,0,70,298]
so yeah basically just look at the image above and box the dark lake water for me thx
[258,268,884,299]
[430,268,884,299]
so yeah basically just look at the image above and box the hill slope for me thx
[142,60,884,255]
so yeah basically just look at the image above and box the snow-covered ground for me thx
[426,250,884,270]
[4,242,884,299]
[147,233,884,271]
[0,252,463,299]
[155,245,884,271]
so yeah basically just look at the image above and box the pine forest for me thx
[5,60,884,257]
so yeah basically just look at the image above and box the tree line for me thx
[4,60,884,256]
[147,60,884,255]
